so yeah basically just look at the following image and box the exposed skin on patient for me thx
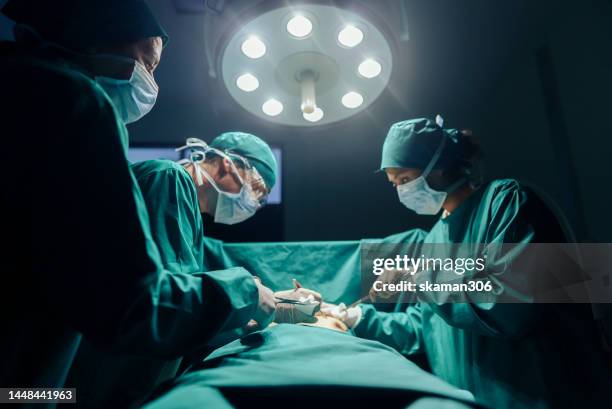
[304,313,349,332]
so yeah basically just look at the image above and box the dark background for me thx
[2,0,610,242]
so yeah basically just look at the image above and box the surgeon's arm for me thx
[134,164,204,274]
[353,304,425,356]
[36,82,259,356]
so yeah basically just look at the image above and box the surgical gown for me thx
[67,160,211,408]
[355,179,611,409]
[132,159,206,274]
[0,41,259,403]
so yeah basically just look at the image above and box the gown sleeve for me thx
[353,304,425,355]
[135,163,205,274]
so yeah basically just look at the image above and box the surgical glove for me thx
[321,303,362,328]
[252,277,276,328]
[275,302,318,324]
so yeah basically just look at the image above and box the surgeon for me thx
[135,133,314,313]
[324,117,611,409]
[0,0,275,402]
[68,132,280,408]
[135,133,278,274]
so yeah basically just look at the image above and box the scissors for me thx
[275,296,310,305]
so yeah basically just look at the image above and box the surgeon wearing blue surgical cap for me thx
[324,117,612,409]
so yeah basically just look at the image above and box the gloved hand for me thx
[274,299,318,324]
[320,302,362,328]
[274,279,321,324]
[250,277,276,329]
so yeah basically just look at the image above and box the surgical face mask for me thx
[397,177,448,215]
[396,119,465,215]
[196,164,260,225]
[96,59,158,124]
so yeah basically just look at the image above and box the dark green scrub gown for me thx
[1,42,259,404]
[67,160,213,408]
[132,160,205,275]
[143,324,479,409]
[355,179,611,409]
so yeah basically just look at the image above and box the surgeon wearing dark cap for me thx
[324,117,611,408]
[0,0,275,402]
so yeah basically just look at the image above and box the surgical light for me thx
[358,59,382,78]
[342,92,364,109]
[241,36,266,59]
[338,25,363,48]
[303,107,324,122]
[298,70,317,114]
[262,99,283,116]
[221,5,393,126]
[236,73,259,92]
[287,15,312,38]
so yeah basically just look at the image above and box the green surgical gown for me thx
[132,159,206,274]
[1,42,259,405]
[67,160,213,408]
[355,179,611,409]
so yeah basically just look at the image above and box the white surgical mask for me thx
[397,118,465,215]
[195,164,259,225]
[96,60,158,124]
[398,177,448,215]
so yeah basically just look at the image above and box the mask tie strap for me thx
[422,135,447,178]
[194,161,205,186]
[445,176,467,194]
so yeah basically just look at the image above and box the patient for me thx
[142,315,479,409]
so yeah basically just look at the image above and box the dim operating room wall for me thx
[475,0,612,242]
[542,0,612,242]
[0,1,12,39]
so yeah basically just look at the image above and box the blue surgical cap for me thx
[380,118,470,170]
[210,132,278,190]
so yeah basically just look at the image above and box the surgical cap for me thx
[210,132,278,190]
[2,0,168,49]
[379,118,470,171]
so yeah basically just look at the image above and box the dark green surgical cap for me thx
[2,0,168,49]
[380,118,469,171]
[211,132,278,191]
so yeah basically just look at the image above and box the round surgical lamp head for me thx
[221,4,393,126]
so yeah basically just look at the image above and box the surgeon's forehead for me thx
[97,36,163,72]
[138,37,163,70]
